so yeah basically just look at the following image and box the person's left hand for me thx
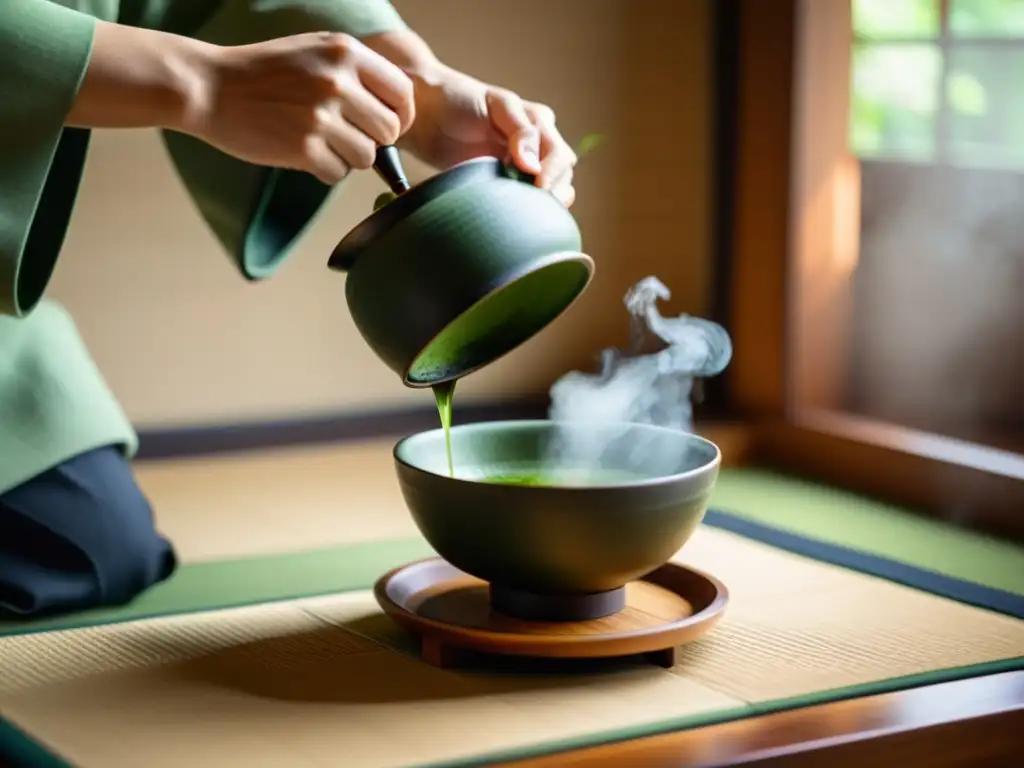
[400,65,577,207]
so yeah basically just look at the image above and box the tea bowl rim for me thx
[393,419,722,490]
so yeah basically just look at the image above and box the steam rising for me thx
[544,277,732,477]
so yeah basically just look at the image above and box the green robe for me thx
[0,0,405,493]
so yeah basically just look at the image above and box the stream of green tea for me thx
[431,380,550,485]
[432,380,457,477]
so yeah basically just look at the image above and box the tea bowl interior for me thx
[393,420,720,612]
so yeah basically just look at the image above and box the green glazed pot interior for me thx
[406,254,591,385]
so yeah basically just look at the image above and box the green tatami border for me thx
[3,658,1021,768]
[711,469,1024,595]
[421,656,1024,768]
[0,538,436,638]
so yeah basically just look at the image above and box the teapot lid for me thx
[327,155,510,272]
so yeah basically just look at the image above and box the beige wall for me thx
[49,0,711,428]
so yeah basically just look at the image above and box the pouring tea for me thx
[330,146,593,475]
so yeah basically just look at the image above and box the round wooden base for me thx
[373,558,729,669]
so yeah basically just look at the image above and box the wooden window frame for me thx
[713,0,1024,542]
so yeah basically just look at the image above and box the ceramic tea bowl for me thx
[328,155,592,388]
[393,420,720,621]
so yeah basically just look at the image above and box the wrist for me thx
[363,29,449,157]
[67,22,220,132]
[363,29,444,86]
[161,35,220,135]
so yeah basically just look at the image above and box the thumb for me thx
[485,89,542,175]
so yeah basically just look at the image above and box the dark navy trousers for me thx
[0,446,177,619]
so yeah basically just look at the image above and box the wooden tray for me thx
[373,558,729,669]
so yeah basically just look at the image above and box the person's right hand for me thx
[186,32,416,184]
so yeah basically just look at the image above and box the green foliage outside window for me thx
[851,0,1024,167]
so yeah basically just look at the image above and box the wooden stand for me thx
[373,559,729,669]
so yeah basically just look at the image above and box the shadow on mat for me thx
[173,614,664,704]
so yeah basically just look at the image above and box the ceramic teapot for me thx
[328,147,593,387]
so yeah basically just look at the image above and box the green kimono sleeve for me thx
[0,0,99,317]
[161,0,408,280]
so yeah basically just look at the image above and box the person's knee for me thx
[91,484,176,606]
[0,446,177,616]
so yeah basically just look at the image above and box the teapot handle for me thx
[373,146,411,194]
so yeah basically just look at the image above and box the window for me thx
[852,0,1024,168]
[843,1,1024,456]
[721,0,1024,540]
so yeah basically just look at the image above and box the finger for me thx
[351,47,416,135]
[537,144,577,191]
[486,89,541,175]
[322,117,377,170]
[304,135,350,185]
[546,163,574,197]
[531,117,577,190]
[543,135,576,206]
[550,178,576,208]
[337,79,402,146]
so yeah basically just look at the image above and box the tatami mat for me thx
[2,527,1022,768]
[3,440,1022,766]
[136,439,417,562]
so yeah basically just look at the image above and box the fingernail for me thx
[519,138,542,173]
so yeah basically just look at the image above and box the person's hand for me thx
[186,32,416,184]
[400,65,578,207]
